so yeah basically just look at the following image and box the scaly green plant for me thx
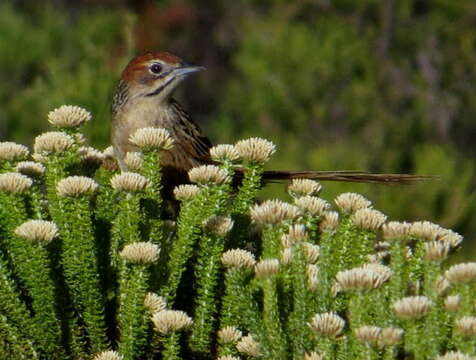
[0,105,475,360]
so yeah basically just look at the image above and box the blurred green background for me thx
[1,0,475,254]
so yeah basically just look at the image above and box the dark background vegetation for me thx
[1,0,475,255]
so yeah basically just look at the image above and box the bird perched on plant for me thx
[111,51,429,191]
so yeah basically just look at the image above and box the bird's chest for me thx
[112,101,192,170]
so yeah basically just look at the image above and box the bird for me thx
[111,51,430,194]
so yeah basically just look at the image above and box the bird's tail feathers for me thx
[261,170,436,185]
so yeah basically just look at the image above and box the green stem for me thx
[189,232,227,354]
[118,264,152,360]
[56,196,109,353]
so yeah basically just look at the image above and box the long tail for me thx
[262,170,436,185]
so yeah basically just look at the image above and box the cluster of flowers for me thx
[0,105,474,360]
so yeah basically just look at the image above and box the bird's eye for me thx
[149,63,163,74]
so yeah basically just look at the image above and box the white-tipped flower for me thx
[217,356,240,360]
[445,262,476,283]
[336,267,389,291]
[210,144,240,162]
[334,192,372,213]
[188,165,229,185]
[111,172,150,192]
[360,263,393,282]
[235,137,276,163]
[203,216,234,237]
[250,200,300,225]
[123,152,143,171]
[455,316,476,337]
[119,242,160,265]
[48,105,91,127]
[14,220,58,244]
[354,326,382,346]
[57,176,98,197]
[410,221,442,241]
[436,351,474,360]
[392,296,432,319]
[439,228,463,248]
[351,208,387,231]
[93,350,123,360]
[444,295,461,312]
[0,173,32,194]
[103,146,115,158]
[173,184,201,201]
[319,211,339,231]
[152,310,193,334]
[221,249,256,268]
[424,241,450,261]
[235,334,260,357]
[15,161,45,177]
[382,221,411,241]
[144,292,167,313]
[281,248,293,265]
[308,312,345,338]
[281,224,308,247]
[435,276,451,296]
[295,196,330,216]
[255,259,280,278]
[34,131,75,154]
[0,142,29,161]
[129,127,174,150]
[304,352,324,360]
[303,243,320,264]
[380,327,404,346]
[217,326,242,344]
[307,264,320,291]
[78,146,104,164]
[287,179,322,198]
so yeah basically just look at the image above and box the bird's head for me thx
[120,51,204,102]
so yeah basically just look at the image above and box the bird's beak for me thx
[172,64,206,77]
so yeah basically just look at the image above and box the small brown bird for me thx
[111,51,429,192]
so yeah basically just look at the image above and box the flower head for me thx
[93,350,123,360]
[203,216,234,237]
[129,127,174,150]
[48,105,91,127]
[251,200,300,225]
[255,259,280,278]
[57,176,98,197]
[236,334,260,357]
[0,173,32,194]
[295,196,330,216]
[188,165,229,185]
[34,131,75,154]
[210,144,240,162]
[111,172,150,192]
[445,263,476,283]
[14,220,58,244]
[392,296,432,320]
[308,312,345,338]
[173,184,201,201]
[334,192,371,213]
[351,208,387,231]
[144,292,167,313]
[15,161,45,177]
[221,249,256,268]
[119,242,160,264]
[0,142,29,162]
[287,179,322,198]
[217,326,242,344]
[235,137,276,164]
[152,310,193,334]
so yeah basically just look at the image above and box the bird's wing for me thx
[170,99,213,163]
